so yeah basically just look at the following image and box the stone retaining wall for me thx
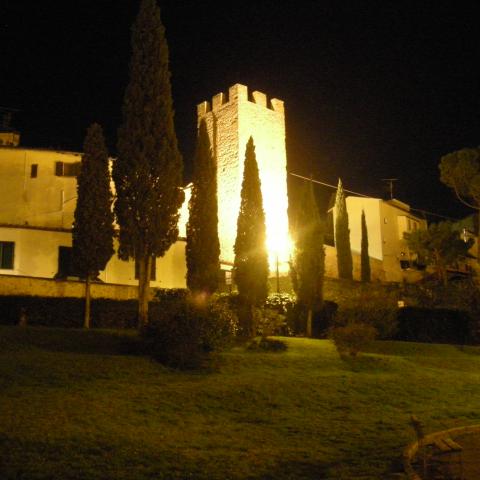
[0,274,138,300]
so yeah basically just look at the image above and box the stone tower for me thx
[197,84,289,269]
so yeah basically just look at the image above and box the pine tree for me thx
[113,0,184,327]
[186,119,220,296]
[360,209,371,282]
[73,123,114,329]
[234,137,269,335]
[292,179,325,337]
[334,178,353,280]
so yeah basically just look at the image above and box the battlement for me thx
[197,84,284,117]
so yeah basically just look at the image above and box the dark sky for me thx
[1,1,479,219]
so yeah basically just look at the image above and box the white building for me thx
[0,143,187,288]
[327,196,427,282]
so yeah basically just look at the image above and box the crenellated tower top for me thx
[197,84,284,117]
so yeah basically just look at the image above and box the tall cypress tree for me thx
[360,209,371,282]
[73,123,114,329]
[292,179,325,337]
[234,137,269,335]
[334,178,353,280]
[113,0,184,327]
[186,119,220,295]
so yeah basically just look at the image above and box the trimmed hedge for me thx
[0,290,189,329]
[395,307,473,345]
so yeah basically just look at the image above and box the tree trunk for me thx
[83,275,91,329]
[306,308,312,338]
[477,210,480,264]
[137,254,152,329]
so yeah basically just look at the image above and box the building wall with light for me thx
[0,146,187,290]
[197,84,290,270]
[337,196,427,282]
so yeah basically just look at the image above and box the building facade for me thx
[328,196,427,282]
[0,146,187,288]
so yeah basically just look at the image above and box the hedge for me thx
[395,307,473,345]
[0,290,189,329]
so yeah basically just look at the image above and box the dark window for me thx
[55,161,81,177]
[56,246,79,278]
[135,256,156,281]
[30,164,38,178]
[400,259,410,270]
[0,241,14,269]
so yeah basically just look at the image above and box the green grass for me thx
[1,327,480,479]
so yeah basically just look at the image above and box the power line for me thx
[288,171,462,221]
[288,172,370,198]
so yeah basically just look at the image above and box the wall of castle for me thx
[197,84,289,267]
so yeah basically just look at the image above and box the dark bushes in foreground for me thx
[394,307,473,345]
[0,296,139,328]
[142,293,238,369]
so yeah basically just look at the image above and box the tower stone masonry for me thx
[197,84,289,269]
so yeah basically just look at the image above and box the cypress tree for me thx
[360,209,371,282]
[186,119,220,296]
[233,137,269,335]
[334,178,353,280]
[292,179,325,337]
[73,123,114,329]
[113,0,184,328]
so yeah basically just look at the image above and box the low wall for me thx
[324,245,386,282]
[0,274,138,300]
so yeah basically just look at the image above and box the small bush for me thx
[262,293,296,336]
[142,294,238,369]
[329,323,377,357]
[335,307,397,339]
[247,336,287,352]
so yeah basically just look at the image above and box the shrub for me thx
[259,293,296,336]
[335,307,397,340]
[329,323,377,357]
[246,336,287,352]
[142,294,238,369]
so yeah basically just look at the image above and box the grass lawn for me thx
[1,326,480,479]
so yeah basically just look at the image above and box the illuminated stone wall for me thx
[197,84,289,269]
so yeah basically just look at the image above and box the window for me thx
[55,161,81,177]
[30,164,38,178]
[135,256,157,281]
[0,241,14,269]
[56,246,79,278]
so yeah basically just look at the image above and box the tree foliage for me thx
[440,147,480,261]
[73,123,114,328]
[291,180,325,336]
[186,119,220,295]
[233,137,269,333]
[440,147,480,209]
[113,0,184,327]
[360,209,371,282]
[404,221,473,286]
[334,178,353,280]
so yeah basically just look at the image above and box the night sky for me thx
[1,1,479,220]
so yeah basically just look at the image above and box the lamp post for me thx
[276,251,280,293]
